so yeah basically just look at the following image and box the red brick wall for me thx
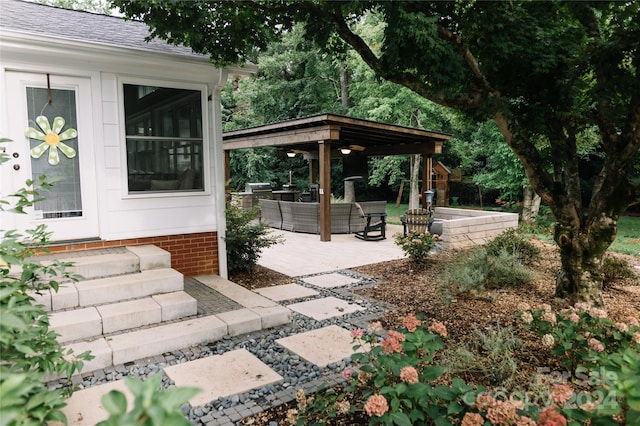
[42,232,219,276]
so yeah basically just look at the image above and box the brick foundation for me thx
[42,232,219,277]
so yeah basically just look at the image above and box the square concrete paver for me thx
[58,380,132,425]
[164,348,283,406]
[287,296,364,321]
[301,273,361,289]
[276,325,366,368]
[254,284,319,301]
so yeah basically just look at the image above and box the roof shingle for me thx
[0,0,205,59]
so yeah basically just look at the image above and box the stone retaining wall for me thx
[433,207,519,250]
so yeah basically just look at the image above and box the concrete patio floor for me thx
[257,224,406,276]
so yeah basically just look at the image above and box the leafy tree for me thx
[36,0,115,14]
[113,1,640,306]
[1,138,92,425]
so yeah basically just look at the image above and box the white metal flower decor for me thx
[25,115,77,165]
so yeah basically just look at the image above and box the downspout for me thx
[212,69,229,278]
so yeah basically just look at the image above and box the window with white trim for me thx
[124,84,204,192]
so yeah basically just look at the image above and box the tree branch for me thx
[325,5,485,111]
[435,23,499,98]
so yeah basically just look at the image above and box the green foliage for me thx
[394,231,440,265]
[96,373,200,426]
[484,228,541,264]
[443,248,534,299]
[1,139,92,425]
[442,326,522,388]
[609,215,640,256]
[114,0,640,306]
[295,315,478,426]
[36,0,115,14]
[293,308,640,425]
[602,255,637,288]
[224,204,283,274]
[518,304,640,424]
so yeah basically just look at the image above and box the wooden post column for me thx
[318,141,332,241]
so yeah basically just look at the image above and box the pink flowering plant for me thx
[291,310,640,425]
[394,231,440,264]
[341,314,485,425]
[517,303,640,424]
[517,303,640,372]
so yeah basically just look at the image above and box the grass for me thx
[385,203,640,256]
[384,203,409,225]
[610,215,640,256]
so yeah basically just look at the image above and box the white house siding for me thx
[1,1,254,277]
[1,31,224,237]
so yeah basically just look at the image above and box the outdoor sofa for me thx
[258,199,387,235]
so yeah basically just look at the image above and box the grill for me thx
[245,182,273,206]
[245,182,273,193]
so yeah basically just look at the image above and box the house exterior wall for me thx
[42,232,219,276]
[0,28,247,277]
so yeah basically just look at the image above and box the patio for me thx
[257,223,406,276]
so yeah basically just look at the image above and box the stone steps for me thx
[49,291,198,343]
[34,246,292,380]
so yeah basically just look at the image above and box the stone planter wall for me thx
[433,207,519,250]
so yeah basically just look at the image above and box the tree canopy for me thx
[113,0,640,307]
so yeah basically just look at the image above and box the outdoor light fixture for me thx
[340,147,352,155]
[424,190,435,206]
[286,151,296,158]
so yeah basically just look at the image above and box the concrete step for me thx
[46,314,228,381]
[65,252,140,280]
[28,246,174,311]
[108,314,228,365]
[50,291,198,343]
[73,268,184,307]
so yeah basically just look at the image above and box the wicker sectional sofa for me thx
[258,199,387,234]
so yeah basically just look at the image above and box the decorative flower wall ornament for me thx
[25,115,77,165]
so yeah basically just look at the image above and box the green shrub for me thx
[443,248,489,296]
[443,248,534,301]
[394,231,440,264]
[224,204,283,274]
[485,228,540,264]
[1,138,92,425]
[97,374,199,426]
[486,249,535,288]
[602,255,637,288]
[442,326,522,388]
[292,309,640,426]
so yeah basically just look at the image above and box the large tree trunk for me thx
[493,112,632,309]
[408,154,421,210]
[553,214,618,308]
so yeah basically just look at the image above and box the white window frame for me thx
[118,77,211,199]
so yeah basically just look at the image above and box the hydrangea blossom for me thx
[364,394,388,417]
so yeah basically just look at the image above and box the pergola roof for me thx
[222,113,451,156]
[222,113,450,242]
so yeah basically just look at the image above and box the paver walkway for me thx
[57,231,403,425]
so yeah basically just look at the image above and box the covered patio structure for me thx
[223,114,451,241]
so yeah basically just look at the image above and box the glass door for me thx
[3,72,99,241]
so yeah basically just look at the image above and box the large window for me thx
[124,84,204,193]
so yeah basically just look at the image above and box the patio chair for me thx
[354,202,387,241]
[258,199,282,229]
[401,208,433,236]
